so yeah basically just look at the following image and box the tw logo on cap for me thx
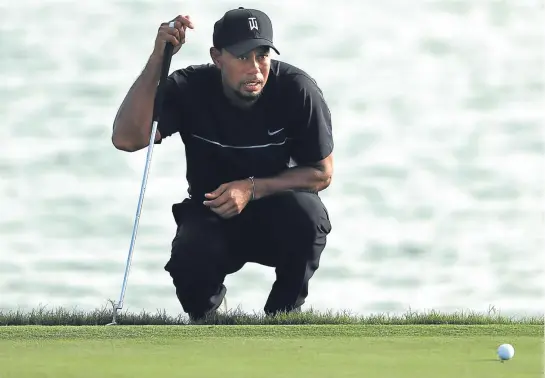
[248,17,259,31]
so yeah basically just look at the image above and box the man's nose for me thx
[247,58,260,74]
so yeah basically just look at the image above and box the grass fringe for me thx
[0,302,543,326]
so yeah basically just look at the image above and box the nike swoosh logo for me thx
[268,128,284,136]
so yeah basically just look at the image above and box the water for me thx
[1,0,543,318]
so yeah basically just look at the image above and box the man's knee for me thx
[258,191,332,244]
[292,191,332,237]
[166,230,217,280]
[165,202,226,274]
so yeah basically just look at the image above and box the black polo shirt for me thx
[156,59,333,201]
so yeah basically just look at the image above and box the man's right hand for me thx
[151,15,194,60]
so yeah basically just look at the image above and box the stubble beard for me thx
[224,82,263,108]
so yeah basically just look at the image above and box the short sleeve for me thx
[154,73,186,144]
[287,74,334,164]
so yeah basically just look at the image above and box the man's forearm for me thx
[253,165,332,200]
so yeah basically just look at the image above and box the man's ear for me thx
[210,47,222,68]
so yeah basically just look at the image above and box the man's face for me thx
[213,46,271,105]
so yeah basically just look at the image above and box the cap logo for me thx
[248,17,259,31]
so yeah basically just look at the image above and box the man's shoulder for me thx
[269,59,326,104]
[269,60,323,93]
[168,63,218,86]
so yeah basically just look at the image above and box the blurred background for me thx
[1,0,543,319]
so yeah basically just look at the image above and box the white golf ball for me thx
[497,343,515,361]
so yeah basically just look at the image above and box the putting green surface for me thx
[0,325,542,377]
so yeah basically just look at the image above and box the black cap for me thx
[213,7,280,56]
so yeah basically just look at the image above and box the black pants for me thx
[163,190,332,321]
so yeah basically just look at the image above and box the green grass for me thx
[1,303,543,326]
[0,325,543,377]
[0,306,543,377]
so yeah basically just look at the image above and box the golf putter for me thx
[106,22,176,326]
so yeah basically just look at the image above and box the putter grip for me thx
[152,42,175,123]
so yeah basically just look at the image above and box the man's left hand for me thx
[203,179,253,219]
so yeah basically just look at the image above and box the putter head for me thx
[105,304,119,326]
